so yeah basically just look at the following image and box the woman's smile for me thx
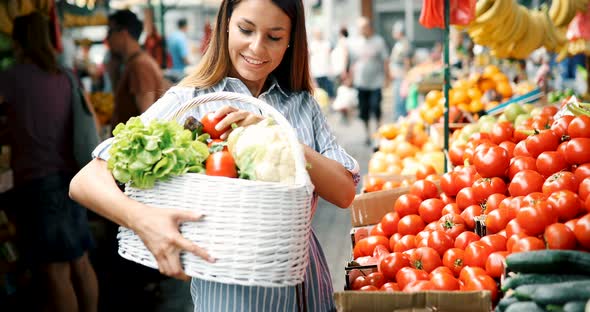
[240,54,268,66]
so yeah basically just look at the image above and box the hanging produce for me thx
[562,2,590,57]
[549,0,589,27]
[419,0,476,29]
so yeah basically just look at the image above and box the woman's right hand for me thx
[131,204,215,280]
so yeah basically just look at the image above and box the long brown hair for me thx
[12,12,59,74]
[179,0,312,93]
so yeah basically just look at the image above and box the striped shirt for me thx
[93,76,360,312]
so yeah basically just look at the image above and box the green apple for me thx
[530,107,543,117]
[504,103,525,122]
[498,113,508,122]
[522,104,535,113]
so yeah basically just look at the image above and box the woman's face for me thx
[227,0,291,92]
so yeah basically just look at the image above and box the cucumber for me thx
[563,301,587,312]
[514,284,546,301]
[505,301,546,312]
[506,250,590,275]
[496,296,519,312]
[502,274,590,292]
[531,281,590,306]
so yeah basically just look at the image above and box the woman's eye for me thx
[268,35,281,42]
[238,26,252,34]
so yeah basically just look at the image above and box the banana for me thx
[476,0,496,18]
[495,6,525,54]
[549,0,562,21]
[477,0,506,24]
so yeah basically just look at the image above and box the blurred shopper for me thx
[332,74,358,124]
[389,21,412,122]
[348,17,390,145]
[309,28,334,99]
[106,10,168,131]
[144,22,171,69]
[0,12,98,312]
[167,18,191,75]
[331,26,350,88]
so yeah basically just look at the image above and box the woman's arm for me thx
[303,145,356,209]
[69,158,213,280]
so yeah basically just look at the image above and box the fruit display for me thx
[346,101,590,310]
[466,0,588,59]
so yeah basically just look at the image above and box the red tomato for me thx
[410,180,439,200]
[440,172,460,197]
[389,233,402,251]
[439,193,455,205]
[525,129,560,158]
[419,198,445,224]
[396,267,430,290]
[506,233,528,252]
[380,282,400,291]
[441,203,461,216]
[353,235,390,258]
[542,106,558,116]
[364,176,385,193]
[351,275,369,290]
[499,141,516,158]
[438,213,466,240]
[454,231,480,250]
[516,201,556,236]
[456,187,478,211]
[464,241,494,268]
[508,156,537,180]
[416,164,437,180]
[380,212,400,238]
[536,151,568,178]
[366,272,386,289]
[394,194,422,217]
[449,145,466,167]
[486,207,512,235]
[442,248,465,277]
[430,272,460,290]
[415,231,432,248]
[513,140,531,157]
[359,285,379,291]
[509,170,544,196]
[547,190,582,222]
[459,266,487,284]
[205,151,238,178]
[463,272,499,302]
[485,251,508,278]
[398,215,426,236]
[427,230,454,257]
[551,115,574,137]
[543,171,578,195]
[579,177,590,201]
[460,205,483,230]
[473,146,510,178]
[565,138,590,165]
[379,252,410,281]
[370,223,386,237]
[472,178,507,204]
[394,235,417,252]
[557,141,569,161]
[506,219,529,237]
[567,115,590,138]
[511,236,546,253]
[403,280,436,292]
[574,164,590,183]
[565,218,579,231]
[429,266,454,277]
[486,193,508,212]
[480,234,507,252]
[544,223,577,250]
[200,112,227,139]
[574,214,590,249]
[409,247,442,273]
[490,122,515,144]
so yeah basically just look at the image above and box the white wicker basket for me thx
[117,92,314,287]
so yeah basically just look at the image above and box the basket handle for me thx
[169,91,312,187]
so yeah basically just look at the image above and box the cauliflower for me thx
[227,118,296,184]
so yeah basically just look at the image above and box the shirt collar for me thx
[213,75,288,98]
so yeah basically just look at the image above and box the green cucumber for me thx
[547,301,588,312]
[505,250,590,275]
[514,284,545,301]
[505,301,546,312]
[531,281,590,306]
[496,296,519,312]
[502,274,590,292]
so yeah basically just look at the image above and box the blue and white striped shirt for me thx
[93,77,360,311]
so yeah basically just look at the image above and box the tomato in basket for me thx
[206,150,238,178]
[201,112,228,139]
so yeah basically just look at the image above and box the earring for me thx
[287,44,290,48]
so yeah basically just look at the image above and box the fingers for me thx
[172,209,204,224]
[157,251,190,281]
[175,234,216,263]
[215,110,249,132]
[213,105,238,119]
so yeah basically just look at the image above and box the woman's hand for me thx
[132,204,215,281]
[212,106,263,140]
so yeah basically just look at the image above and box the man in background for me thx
[389,21,412,122]
[347,17,390,145]
[167,18,190,75]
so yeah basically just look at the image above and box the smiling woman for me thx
[69,0,359,311]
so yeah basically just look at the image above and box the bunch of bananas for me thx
[549,0,589,27]
[467,0,576,59]
[555,38,590,60]
[0,0,52,34]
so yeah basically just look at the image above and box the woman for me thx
[70,0,359,311]
[0,12,98,312]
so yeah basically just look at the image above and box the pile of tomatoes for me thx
[349,107,590,304]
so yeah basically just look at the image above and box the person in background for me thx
[309,28,334,99]
[389,21,412,122]
[70,0,359,310]
[347,17,390,145]
[330,26,350,88]
[0,12,98,312]
[167,18,191,75]
[106,10,168,131]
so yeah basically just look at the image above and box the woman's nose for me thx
[249,34,265,53]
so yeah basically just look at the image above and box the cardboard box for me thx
[349,187,410,227]
[334,290,492,312]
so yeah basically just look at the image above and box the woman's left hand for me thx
[213,106,264,139]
